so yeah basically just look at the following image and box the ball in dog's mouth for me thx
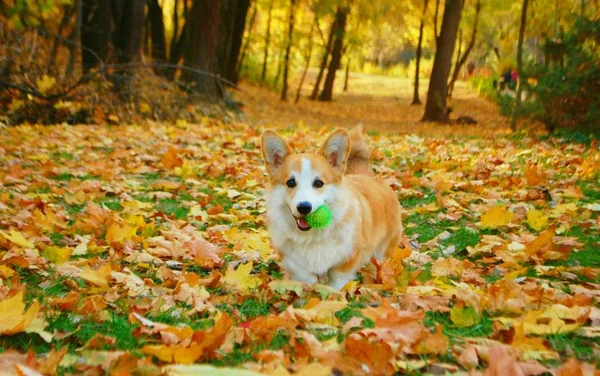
[295,217,311,231]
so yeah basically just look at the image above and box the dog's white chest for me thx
[270,223,355,275]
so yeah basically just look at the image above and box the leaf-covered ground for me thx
[1,83,599,375]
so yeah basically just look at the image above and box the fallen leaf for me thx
[481,205,514,229]
[0,292,40,335]
[223,262,261,293]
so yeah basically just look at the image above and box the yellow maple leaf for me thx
[450,304,482,328]
[0,229,34,248]
[0,292,40,335]
[242,232,272,261]
[480,205,514,229]
[42,246,73,264]
[223,262,261,293]
[527,209,549,231]
[80,264,112,289]
[36,74,56,94]
[105,223,138,243]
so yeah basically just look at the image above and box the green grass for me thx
[74,312,139,350]
[49,232,65,246]
[237,297,271,320]
[155,198,189,219]
[439,227,480,252]
[147,307,214,330]
[547,226,600,268]
[210,347,254,367]
[401,187,437,209]
[547,333,600,362]
[51,172,74,181]
[97,197,123,211]
[424,311,493,340]
[405,213,469,245]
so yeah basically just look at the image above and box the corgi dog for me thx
[260,126,403,289]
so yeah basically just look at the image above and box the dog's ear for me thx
[261,130,292,175]
[320,129,350,174]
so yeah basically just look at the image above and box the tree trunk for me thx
[183,0,222,100]
[148,0,167,61]
[81,0,112,71]
[343,58,350,91]
[261,2,273,82]
[422,0,463,122]
[148,0,167,75]
[412,0,429,105]
[170,0,179,56]
[218,0,250,84]
[511,0,529,131]
[310,18,337,100]
[295,18,317,104]
[113,0,145,64]
[434,0,441,42]
[66,1,80,77]
[237,4,257,77]
[281,0,297,101]
[50,5,74,74]
[448,0,481,98]
[319,6,348,102]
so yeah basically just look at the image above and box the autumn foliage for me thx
[0,119,599,374]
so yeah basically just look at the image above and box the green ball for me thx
[306,205,333,229]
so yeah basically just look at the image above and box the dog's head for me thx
[260,129,350,232]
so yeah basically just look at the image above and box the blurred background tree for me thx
[0,0,598,131]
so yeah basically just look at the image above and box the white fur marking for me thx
[291,157,324,216]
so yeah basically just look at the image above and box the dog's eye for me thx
[286,178,296,188]
[313,179,324,188]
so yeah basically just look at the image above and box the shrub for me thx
[534,18,600,132]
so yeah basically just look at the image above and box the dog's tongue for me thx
[296,217,310,230]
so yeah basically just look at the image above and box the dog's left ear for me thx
[320,129,350,174]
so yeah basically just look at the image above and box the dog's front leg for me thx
[282,257,318,285]
[328,270,356,290]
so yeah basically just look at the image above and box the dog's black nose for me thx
[297,202,312,215]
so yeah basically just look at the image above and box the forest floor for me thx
[234,71,541,136]
[0,73,599,375]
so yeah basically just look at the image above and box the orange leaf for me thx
[162,146,183,168]
[524,163,546,186]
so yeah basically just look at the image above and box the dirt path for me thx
[234,71,536,136]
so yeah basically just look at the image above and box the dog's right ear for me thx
[261,130,292,175]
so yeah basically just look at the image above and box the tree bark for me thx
[148,0,167,75]
[434,0,441,42]
[170,0,179,56]
[113,0,146,64]
[237,4,257,77]
[511,0,529,131]
[183,0,222,99]
[281,0,297,101]
[81,0,112,71]
[66,1,80,78]
[422,0,463,122]
[319,6,349,102]
[412,0,429,105]
[50,5,74,74]
[295,18,317,104]
[310,18,337,100]
[343,58,350,92]
[148,0,167,61]
[218,0,250,84]
[261,2,273,82]
[448,0,481,98]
